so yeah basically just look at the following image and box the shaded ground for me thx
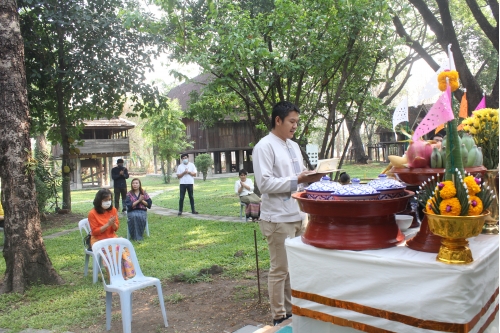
[44,212,273,333]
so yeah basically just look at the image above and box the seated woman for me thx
[125,178,152,242]
[235,169,261,221]
[88,188,135,280]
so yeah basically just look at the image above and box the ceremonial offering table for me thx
[286,234,499,333]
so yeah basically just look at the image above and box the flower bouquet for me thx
[461,108,499,170]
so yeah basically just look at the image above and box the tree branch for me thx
[465,0,498,51]
[392,15,440,71]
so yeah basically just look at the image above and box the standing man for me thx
[253,101,324,326]
[111,158,129,213]
[176,153,198,216]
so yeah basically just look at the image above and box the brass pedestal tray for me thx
[426,211,490,264]
[391,166,487,253]
[482,169,499,235]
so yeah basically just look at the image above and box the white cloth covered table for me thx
[286,234,499,333]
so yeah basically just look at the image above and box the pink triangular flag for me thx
[413,86,455,141]
[474,95,486,110]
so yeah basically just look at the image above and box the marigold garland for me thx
[439,197,462,216]
[426,198,436,214]
[467,196,483,216]
[437,70,459,92]
[464,176,481,196]
[438,181,456,199]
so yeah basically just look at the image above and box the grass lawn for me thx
[0,162,385,332]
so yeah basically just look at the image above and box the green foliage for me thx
[33,148,62,213]
[194,153,214,181]
[142,99,192,183]
[159,0,403,158]
[19,0,168,209]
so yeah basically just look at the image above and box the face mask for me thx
[101,200,112,209]
[182,159,188,165]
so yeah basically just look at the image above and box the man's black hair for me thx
[239,169,248,176]
[117,158,124,164]
[180,153,188,159]
[271,101,300,129]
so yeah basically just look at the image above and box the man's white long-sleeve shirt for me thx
[252,132,307,223]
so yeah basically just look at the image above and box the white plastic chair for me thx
[78,218,99,284]
[92,238,168,333]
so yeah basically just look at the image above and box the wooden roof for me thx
[167,73,214,111]
[83,117,136,130]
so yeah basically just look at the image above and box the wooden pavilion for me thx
[51,118,136,189]
[167,74,256,173]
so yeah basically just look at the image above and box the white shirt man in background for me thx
[176,153,198,216]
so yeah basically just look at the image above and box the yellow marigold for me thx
[467,196,483,216]
[439,198,461,216]
[437,70,459,92]
[426,198,437,214]
[464,176,481,195]
[469,127,477,134]
[438,181,456,199]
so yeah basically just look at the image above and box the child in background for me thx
[339,172,351,185]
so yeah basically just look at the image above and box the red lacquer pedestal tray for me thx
[390,166,487,253]
[292,190,414,250]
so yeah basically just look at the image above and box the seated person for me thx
[125,178,152,242]
[235,169,261,221]
[88,188,135,280]
[339,172,351,185]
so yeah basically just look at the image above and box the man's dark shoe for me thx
[192,211,199,214]
[273,317,286,326]
[177,212,182,216]
[286,314,292,319]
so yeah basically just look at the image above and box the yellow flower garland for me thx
[464,176,481,196]
[438,181,457,199]
[439,198,462,216]
[467,196,483,216]
[437,70,459,92]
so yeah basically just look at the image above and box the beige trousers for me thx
[259,219,303,320]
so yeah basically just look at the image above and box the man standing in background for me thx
[111,158,129,213]
[176,153,198,216]
[252,101,324,326]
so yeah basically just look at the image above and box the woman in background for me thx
[235,169,261,221]
[88,188,135,280]
[125,178,152,242]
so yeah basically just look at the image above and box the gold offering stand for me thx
[426,211,490,264]
[482,169,499,234]
[391,166,487,253]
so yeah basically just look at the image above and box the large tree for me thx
[19,0,167,211]
[161,0,407,163]
[393,0,498,110]
[0,0,64,293]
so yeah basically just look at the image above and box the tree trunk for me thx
[56,22,71,211]
[0,0,64,293]
[346,118,368,164]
